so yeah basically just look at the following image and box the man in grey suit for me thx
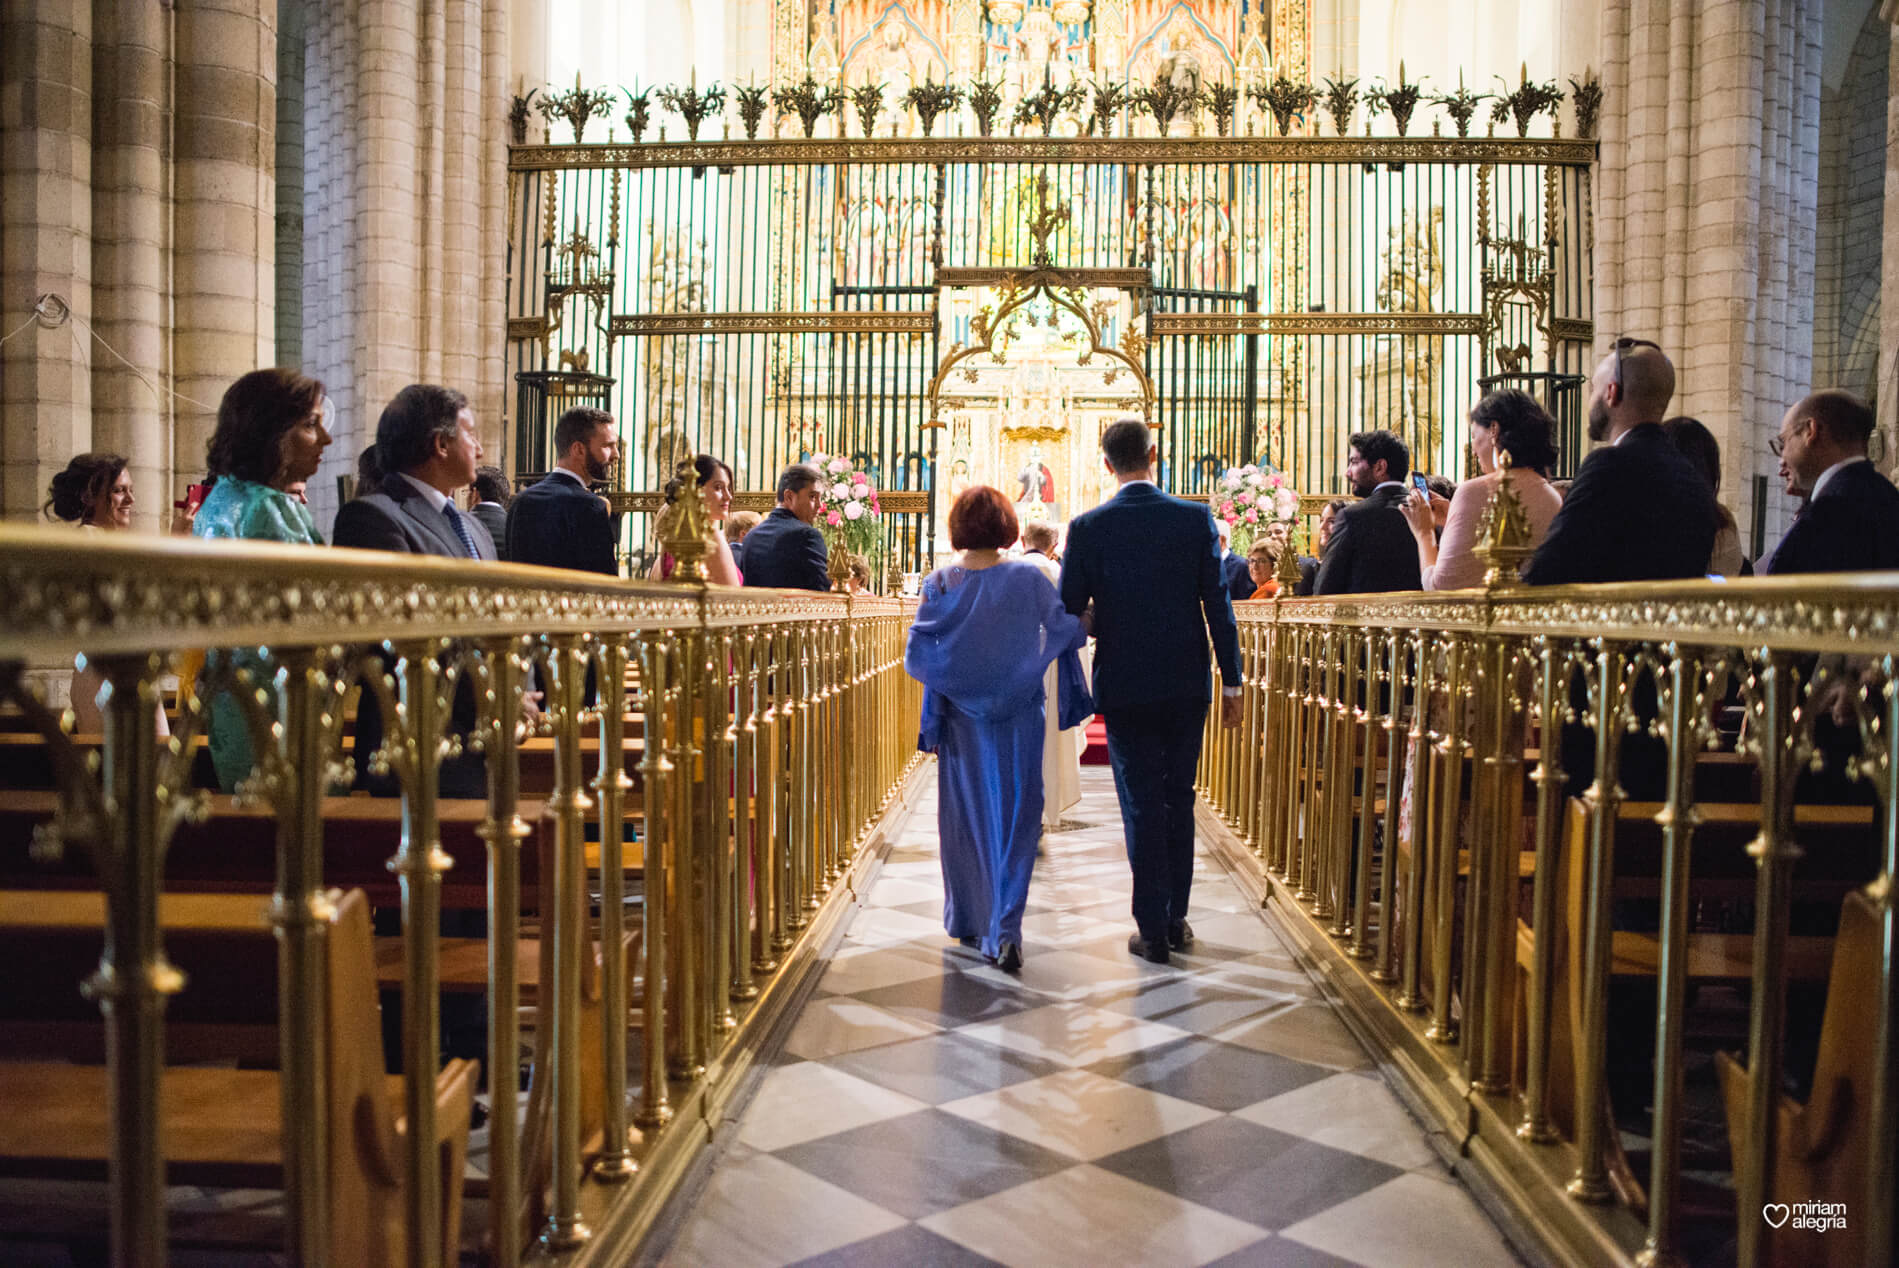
[334,383,495,797]
[469,466,512,560]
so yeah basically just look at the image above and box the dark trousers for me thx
[1103,696,1209,940]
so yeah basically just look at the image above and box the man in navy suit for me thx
[507,406,620,578]
[1216,519,1255,601]
[1524,339,1716,587]
[1315,429,1423,595]
[739,463,831,591]
[1061,420,1243,964]
[1765,389,1899,575]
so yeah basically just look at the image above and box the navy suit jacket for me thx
[1221,551,1256,602]
[1314,485,1422,595]
[1765,460,1899,576]
[1059,482,1242,712]
[1524,422,1718,586]
[505,472,617,576]
[739,507,831,591]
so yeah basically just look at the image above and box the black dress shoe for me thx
[1127,932,1170,964]
[956,936,979,948]
[1168,920,1195,951]
[997,941,1023,973]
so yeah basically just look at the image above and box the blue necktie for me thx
[443,503,481,560]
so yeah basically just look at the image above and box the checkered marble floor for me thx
[658,767,1524,1268]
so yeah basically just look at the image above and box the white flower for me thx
[1275,488,1297,517]
[844,501,864,520]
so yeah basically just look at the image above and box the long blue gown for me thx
[904,561,1087,959]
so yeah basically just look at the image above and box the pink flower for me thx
[827,511,842,527]
[844,501,864,521]
[1244,508,1258,523]
[1237,491,1254,505]
[870,494,881,512]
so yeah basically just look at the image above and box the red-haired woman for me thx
[903,486,1089,972]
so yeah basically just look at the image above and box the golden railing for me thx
[0,524,922,1266]
[1198,577,1897,1268]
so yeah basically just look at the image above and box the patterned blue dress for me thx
[191,478,325,791]
[904,561,1087,959]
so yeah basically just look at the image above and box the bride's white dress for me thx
[1023,551,1087,831]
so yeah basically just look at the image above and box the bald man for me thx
[1764,389,1899,575]
[1523,339,1717,586]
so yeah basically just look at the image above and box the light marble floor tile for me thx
[815,942,949,996]
[863,875,947,908]
[939,1067,1220,1161]
[664,1148,908,1268]
[1276,1172,1523,1268]
[842,905,953,946]
[734,1062,929,1152]
[781,995,942,1061]
[1174,910,1283,954]
[1212,1002,1374,1071]
[958,949,1186,1003]
[1233,1072,1439,1169]
[954,1001,1194,1069]
[920,1163,1264,1268]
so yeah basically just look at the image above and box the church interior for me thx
[1,0,1896,1265]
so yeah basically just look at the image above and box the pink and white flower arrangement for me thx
[1210,464,1300,554]
[807,452,883,562]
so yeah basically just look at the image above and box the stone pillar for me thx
[1883,22,1899,474]
[277,0,306,370]
[90,0,168,529]
[0,2,94,522]
[172,0,276,488]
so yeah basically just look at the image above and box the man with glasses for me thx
[1764,389,1899,575]
[1523,338,1717,586]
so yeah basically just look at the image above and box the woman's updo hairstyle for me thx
[44,453,128,524]
[662,453,734,505]
[1468,389,1559,476]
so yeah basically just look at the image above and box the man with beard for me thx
[508,406,621,577]
[1314,429,1422,594]
[1523,338,1715,586]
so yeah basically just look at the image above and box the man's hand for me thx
[1220,692,1242,728]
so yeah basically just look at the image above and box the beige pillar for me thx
[1883,22,1899,474]
[90,0,169,529]
[277,0,306,370]
[172,0,276,488]
[0,2,94,522]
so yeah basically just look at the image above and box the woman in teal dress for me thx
[191,368,333,790]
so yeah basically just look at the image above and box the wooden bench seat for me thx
[0,889,473,1264]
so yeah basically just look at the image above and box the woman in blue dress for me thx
[191,368,333,790]
[904,486,1089,972]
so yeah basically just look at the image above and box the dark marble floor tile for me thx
[788,1222,1006,1268]
[775,1109,1075,1220]
[852,970,1056,1028]
[824,1030,1065,1105]
[1093,1117,1403,1231]
[1085,1036,1332,1112]
[1202,1235,1368,1267]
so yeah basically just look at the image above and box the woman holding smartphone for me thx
[1399,390,1563,589]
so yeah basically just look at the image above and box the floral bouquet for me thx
[1210,464,1299,554]
[808,453,883,567]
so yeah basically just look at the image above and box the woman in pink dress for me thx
[1399,389,1563,589]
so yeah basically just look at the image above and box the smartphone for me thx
[176,482,211,513]
[1411,472,1430,496]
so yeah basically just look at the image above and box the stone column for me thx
[1883,22,1899,473]
[172,0,276,488]
[277,0,306,370]
[90,0,168,528]
[0,2,94,522]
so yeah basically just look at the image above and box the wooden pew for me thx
[1716,890,1880,1268]
[1515,797,1877,1205]
[0,888,474,1265]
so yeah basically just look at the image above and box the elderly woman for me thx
[1238,534,1283,599]
[191,367,334,789]
[905,487,1089,971]
[1400,389,1563,589]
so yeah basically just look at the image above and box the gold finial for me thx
[1273,523,1304,593]
[1475,449,1534,589]
[827,543,854,591]
[660,458,711,585]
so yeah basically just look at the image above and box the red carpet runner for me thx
[1079,714,1111,766]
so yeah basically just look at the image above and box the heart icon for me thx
[1763,1204,1791,1228]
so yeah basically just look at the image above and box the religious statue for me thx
[1376,206,1447,464]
